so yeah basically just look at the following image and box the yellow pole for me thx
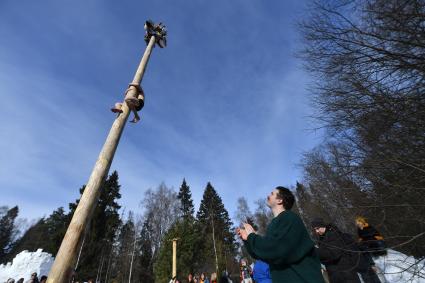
[172,238,178,279]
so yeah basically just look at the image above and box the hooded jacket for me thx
[253,260,272,283]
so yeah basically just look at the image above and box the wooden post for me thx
[211,215,219,275]
[128,223,139,283]
[172,238,178,279]
[47,34,159,283]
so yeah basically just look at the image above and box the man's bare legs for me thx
[125,96,141,123]
[111,103,123,113]
[111,84,145,123]
[130,110,140,123]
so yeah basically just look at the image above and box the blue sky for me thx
[0,0,322,221]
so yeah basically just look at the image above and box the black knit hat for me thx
[311,218,326,229]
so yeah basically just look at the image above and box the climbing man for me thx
[111,83,145,123]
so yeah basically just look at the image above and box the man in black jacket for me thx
[311,218,361,283]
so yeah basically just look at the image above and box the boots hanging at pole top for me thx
[144,19,167,48]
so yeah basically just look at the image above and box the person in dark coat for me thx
[239,258,253,283]
[237,186,325,283]
[356,217,387,257]
[357,252,382,283]
[218,271,231,283]
[311,218,361,283]
[27,272,39,283]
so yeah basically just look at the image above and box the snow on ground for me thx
[0,249,53,282]
[0,248,424,282]
[375,249,425,283]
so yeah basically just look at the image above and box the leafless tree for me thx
[298,0,425,262]
[252,199,273,236]
[234,197,253,227]
[140,183,180,262]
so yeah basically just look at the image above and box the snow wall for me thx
[0,249,54,282]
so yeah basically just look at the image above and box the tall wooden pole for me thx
[47,33,159,283]
[128,224,139,283]
[172,238,178,279]
[211,214,219,275]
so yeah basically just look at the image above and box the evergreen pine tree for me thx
[114,212,136,283]
[44,207,69,255]
[137,216,154,283]
[70,171,122,280]
[177,178,195,219]
[0,206,8,218]
[0,206,19,262]
[5,207,69,263]
[155,179,198,282]
[154,220,198,283]
[3,219,48,264]
[196,182,236,274]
